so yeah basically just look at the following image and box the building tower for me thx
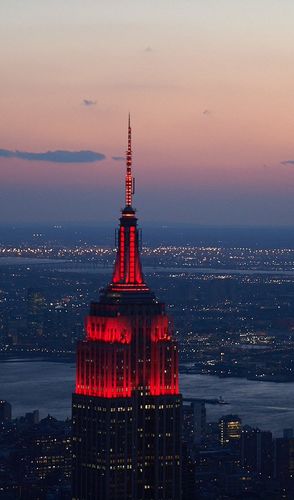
[219,415,242,447]
[72,117,182,500]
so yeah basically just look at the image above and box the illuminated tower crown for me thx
[76,115,179,397]
[108,114,149,295]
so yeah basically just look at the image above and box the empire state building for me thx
[72,117,182,500]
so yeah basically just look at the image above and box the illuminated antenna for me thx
[125,113,135,207]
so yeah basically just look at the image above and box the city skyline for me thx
[1,116,294,497]
[1,1,294,225]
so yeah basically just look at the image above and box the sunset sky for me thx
[1,0,294,225]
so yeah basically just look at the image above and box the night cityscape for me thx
[1,1,294,499]
[2,216,294,498]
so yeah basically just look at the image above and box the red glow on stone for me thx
[150,316,178,396]
[85,316,131,344]
[151,315,171,342]
[111,222,145,289]
[120,227,125,280]
[76,312,179,398]
[76,340,132,398]
[129,226,135,283]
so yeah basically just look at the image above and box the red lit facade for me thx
[72,117,182,500]
[76,311,179,399]
[75,116,179,401]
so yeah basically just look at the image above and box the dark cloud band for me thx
[281,160,294,166]
[82,99,97,107]
[0,149,105,163]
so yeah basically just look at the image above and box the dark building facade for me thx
[72,117,182,500]
[0,400,11,422]
[241,427,273,477]
[274,437,294,481]
[183,400,206,446]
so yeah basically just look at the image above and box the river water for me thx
[0,360,293,436]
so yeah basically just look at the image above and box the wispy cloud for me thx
[281,160,294,166]
[0,149,105,163]
[112,156,125,161]
[82,99,97,107]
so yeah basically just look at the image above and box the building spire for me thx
[108,116,149,294]
[125,113,134,207]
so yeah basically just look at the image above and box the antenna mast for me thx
[125,114,134,207]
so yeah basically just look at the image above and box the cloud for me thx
[82,99,97,107]
[281,160,294,166]
[112,156,125,161]
[0,149,105,163]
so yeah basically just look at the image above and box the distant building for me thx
[6,319,27,345]
[0,414,71,499]
[219,415,242,446]
[284,428,294,439]
[183,400,206,445]
[195,448,241,493]
[241,427,273,476]
[182,442,196,500]
[27,288,46,338]
[25,409,40,425]
[274,437,294,480]
[0,400,11,422]
[29,415,71,481]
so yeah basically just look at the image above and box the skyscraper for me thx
[72,117,182,500]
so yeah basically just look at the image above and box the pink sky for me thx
[0,0,294,225]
